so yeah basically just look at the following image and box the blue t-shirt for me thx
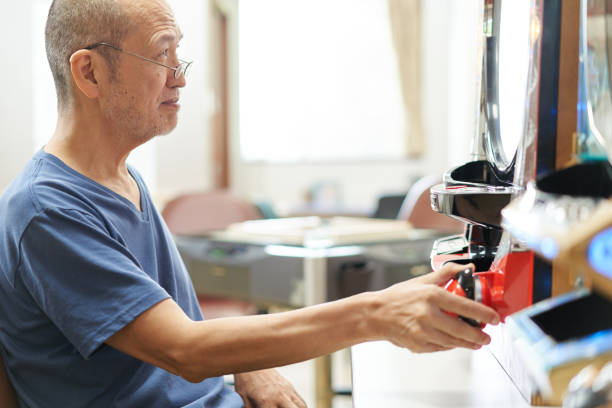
[0,150,243,408]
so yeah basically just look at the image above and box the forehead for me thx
[125,0,182,46]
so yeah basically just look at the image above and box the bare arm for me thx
[106,291,373,382]
[0,353,18,408]
[106,262,499,383]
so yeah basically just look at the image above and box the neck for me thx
[46,107,142,181]
[45,105,146,210]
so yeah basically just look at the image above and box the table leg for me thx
[304,257,332,407]
[315,354,333,408]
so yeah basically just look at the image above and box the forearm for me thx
[107,263,499,383]
[178,292,377,381]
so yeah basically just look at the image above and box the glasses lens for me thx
[183,61,192,78]
[174,65,182,79]
[173,61,192,79]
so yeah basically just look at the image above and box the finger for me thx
[425,343,453,352]
[420,262,474,286]
[278,390,307,408]
[280,396,306,408]
[429,307,491,346]
[419,324,485,350]
[281,398,306,408]
[292,392,308,408]
[241,395,254,408]
[435,288,500,325]
[413,342,453,353]
[278,381,307,408]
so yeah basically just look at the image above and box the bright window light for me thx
[239,0,407,162]
[498,0,531,163]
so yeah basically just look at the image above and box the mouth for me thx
[161,97,180,109]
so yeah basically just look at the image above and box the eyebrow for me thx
[156,31,184,44]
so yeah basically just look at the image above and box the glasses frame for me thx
[84,42,192,79]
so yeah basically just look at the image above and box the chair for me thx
[161,190,262,235]
[371,193,408,219]
[0,353,17,408]
[162,190,261,318]
[398,174,464,233]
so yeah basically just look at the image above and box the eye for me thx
[160,49,169,57]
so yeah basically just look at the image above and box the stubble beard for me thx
[104,89,174,148]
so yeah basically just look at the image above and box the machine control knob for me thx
[444,268,492,328]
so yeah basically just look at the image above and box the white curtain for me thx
[388,0,424,157]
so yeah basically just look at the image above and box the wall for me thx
[153,0,214,203]
[0,1,481,214]
[1,4,36,190]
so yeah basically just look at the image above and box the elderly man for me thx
[0,0,499,407]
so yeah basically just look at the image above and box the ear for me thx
[69,50,102,99]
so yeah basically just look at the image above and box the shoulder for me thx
[0,157,47,286]
[3,156,100,221]
[0,156,46,234]
[0,154,107,284]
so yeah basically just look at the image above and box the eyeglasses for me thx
[84,42,192,79]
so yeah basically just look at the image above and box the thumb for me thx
[240,394,254,408]
[421,262,475,286]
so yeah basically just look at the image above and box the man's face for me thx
[100,0,186,143]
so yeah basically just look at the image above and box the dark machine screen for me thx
[531,291,612,343]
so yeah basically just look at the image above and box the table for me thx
[174,223,442,309]
[174,218,446,408]
[351,341,557,408]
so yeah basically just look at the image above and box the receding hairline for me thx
[152,31,184,45]
[117,0,184,53]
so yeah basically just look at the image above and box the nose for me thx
[166,60,187,88]
[167,68,186,88]
[175,70,187,88]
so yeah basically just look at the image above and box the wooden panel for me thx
[210,4,230,189]
[555,0,580,169]
[552,0,581,297]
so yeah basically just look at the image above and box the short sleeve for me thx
[17,208,170,358]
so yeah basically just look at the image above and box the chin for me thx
[156,116,179,136]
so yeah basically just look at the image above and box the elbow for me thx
[176,356,214,384]
[177,365,219,384]
[169,345,217,383]
[179,370,209,384]
[155,320,225,383]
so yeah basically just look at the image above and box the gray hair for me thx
[45,0,132,110]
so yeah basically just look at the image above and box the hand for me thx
[234,369,307,408]
[370,262,500,353]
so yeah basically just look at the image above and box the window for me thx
[238,0,409,162]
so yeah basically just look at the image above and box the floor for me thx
[270,341,550,408]
[350,341,556,408]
